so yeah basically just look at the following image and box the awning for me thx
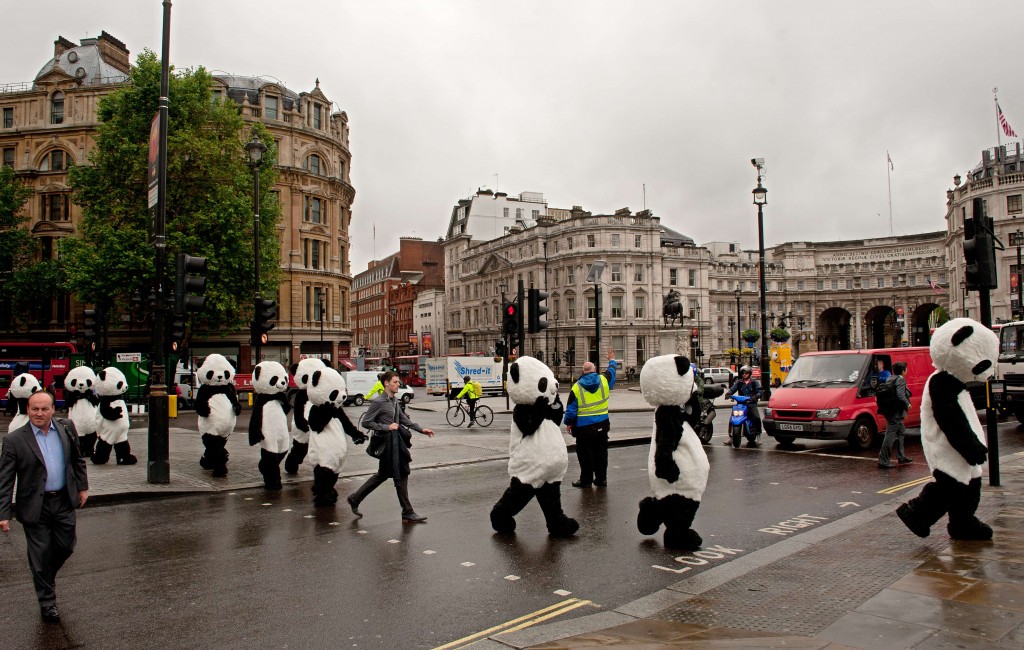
[338,359,356,370]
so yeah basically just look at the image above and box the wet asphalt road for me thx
[2,413,1022,649]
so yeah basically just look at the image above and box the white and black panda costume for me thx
[63,366,100,457]
[195,354,241,478]
[306,367,365,507]
[283,358,326,476]
[637,354,708,550]
[5,373,42,433]
[490,356,578,537]
[248,361,292,490]
[897,318,997,541]
[93,367,137,465]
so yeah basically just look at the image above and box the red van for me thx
[762,347,933,450]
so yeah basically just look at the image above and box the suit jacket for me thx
[0,419,89,525]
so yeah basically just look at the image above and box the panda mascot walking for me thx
[636,354,709,551]
[93,367,137,465]
[5,373,42,433]
[490,356,579,537]
[64,366,101,457]
[195,354,241,478]
[283,357,326,476]
[249,361,292,490]
[897,318,998,541]
[306,367,365,507]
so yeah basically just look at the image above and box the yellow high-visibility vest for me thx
[572,377,610,418]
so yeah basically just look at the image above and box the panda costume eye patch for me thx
[972,360,992,375]
[538,377,547,393]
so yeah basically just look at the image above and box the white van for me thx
[342,371,414,406]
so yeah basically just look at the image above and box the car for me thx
[702,367,734,387]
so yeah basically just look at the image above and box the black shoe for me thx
[40,606,60,623]
[347,496,362,517]
[594,480,607,487]
[402,513,427,523]
[898,457,914,464]
[878,463,897,469]
[571,480,593,488]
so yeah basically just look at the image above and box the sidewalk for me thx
[473,453,1024,649]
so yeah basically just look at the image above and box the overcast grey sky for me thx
[6,1,1024,271]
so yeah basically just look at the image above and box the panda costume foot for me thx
[312,465,340,507]
[114,441,138,465]
[490,478,536,534]
[637,496,663,536]
[92,440,113,465]
[79,432,97,458]
[284,442,308,476]
[259,449,287,490]
[664,528,702,551]
[537,482,579,538]
[948,518,993,541]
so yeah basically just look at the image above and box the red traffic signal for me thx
[505,304,518,317]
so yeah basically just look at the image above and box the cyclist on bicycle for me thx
[366,374,386,400]
[455,375,482,426]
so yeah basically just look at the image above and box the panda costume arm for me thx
[194,384,214,418]
[512,397,551,437]
[99,395,124,420]
[248,393,269,445]
[654,405,683,483]
[292,390,311,432]
[547,394,565,426]
[306,402,334,433]
[63,391,82,410]
[335,407,366,444]
[227,385,242,416]
[929,371,988,465]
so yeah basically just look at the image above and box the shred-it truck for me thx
[425,356,504,397]
[994,321,1024,421]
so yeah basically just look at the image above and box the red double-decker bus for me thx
[0,341,78,408]
[394,354,429,387]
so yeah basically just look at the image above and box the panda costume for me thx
[5,373,42,433]
[490,356,579,537]
[248,361,292,490]
[306,367,365,506]
[93,367,137,465]
[195,354,241,478]
[637,354,709,550]
[897,318,997,541]
[283,358,326,476]
[64,366,101,457]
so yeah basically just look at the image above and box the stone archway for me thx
[911,303,945,346]
[818,307,853,351]
[864,305,899,349]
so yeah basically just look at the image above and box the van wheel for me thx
[353,395,364,406]
[775,435,796,448]
[847,416,876,450]
[1014,406,1024,425]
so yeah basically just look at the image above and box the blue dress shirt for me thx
[31,420,67,492]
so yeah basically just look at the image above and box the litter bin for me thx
[168,394,178,418]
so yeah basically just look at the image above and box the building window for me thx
[515,208,522,219]
[636,336,647,365]
[634,295,645,318]
[503,207,509,218]
[567,267,575,284]
[211,89,223,103]
[796,280,805,291]
[304,196,322,223]
[41,193,69,221]
[567,297,576,320]
[313,287,326,321]
[611,264,622,282]
[611,234,620,247]
[553,298,560,319]
[634,234,642,248]
[2,107,12,129]
[634,266,644,282]
[612,335,625,362]
[50,91,64,125]
[611,295,623,318]
[688,269,696,287]
[689,298,699,319]
[831,279,839,290]
[264,95,278,120]
[587,234,596,248]
[567,237,573,250]
[669,269,678,286]
[313,104,322,129]
[532,209,539,219]
[39,149,68,171]
[587,296,597,318]
[305,154,322,175]
[2,147,13,168]
[1009,194,1023,214]
[817,280,824,290]
[878,276,886,288]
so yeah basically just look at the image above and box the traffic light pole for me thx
[978,287,1000,487]
[594,283,602,374]
[252,154,262,364]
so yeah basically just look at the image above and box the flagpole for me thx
[887,151,893,237]
[994,87,1003,152]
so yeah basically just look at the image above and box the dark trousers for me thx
[879,413,908,466]
[349,471,415,516]
[466,398,478,421]
[23,492,77,609]
[574,420,610,484]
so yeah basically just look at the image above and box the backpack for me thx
[875,378,901,415]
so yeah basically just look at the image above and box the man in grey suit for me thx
[0,390,89,623]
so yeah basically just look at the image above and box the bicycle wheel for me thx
[475,405,494,427]
[446,405,466,427]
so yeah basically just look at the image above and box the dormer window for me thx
[50,91,64,125]
[313,103,322,129]
[264,95,278,120]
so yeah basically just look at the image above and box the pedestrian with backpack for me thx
[877,361,913,468]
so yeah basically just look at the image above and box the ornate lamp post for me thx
[244,133,267,362]
[727,316,735,365]
[752,163,770,399]
[389,306,397,368]
[734,286,742,359]
[318,290,326,360]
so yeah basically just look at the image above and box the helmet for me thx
[739,365,752,376]
[463,375,471,383]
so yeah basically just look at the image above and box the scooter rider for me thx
[725,365,762,445]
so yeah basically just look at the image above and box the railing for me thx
[0,81,33,94]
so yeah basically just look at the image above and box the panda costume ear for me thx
[674,355,692,376]
[951,325,974,346]
[290,363,299,376]
[509,363,520,384]
[311,370,322,387]
[254,366,262,381]
[98,370,107,381]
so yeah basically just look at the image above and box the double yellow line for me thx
[434,597,595,650]
[878,475,932,494]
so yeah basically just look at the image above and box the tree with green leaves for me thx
[64,50,280,333]
[0,165,41,329]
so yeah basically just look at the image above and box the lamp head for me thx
[751,157,764,169]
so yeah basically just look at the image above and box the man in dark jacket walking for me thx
[878,361,913,468]
[564,351,617,488]
[348,371,435,522]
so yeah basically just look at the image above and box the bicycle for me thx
[445,399,494,427]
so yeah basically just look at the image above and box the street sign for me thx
[147,113,160,209]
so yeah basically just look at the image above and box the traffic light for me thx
[495,339,506,357]
[83,308,98,345]
[527,288,549,334]
[168,318,187,352]
[502,299,522,352]
[251,298,278,346]
[176,253,208,314]
[963,197,998,290]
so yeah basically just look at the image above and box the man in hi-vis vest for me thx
[563,350,617,488]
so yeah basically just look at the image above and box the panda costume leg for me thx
[535,481,579,537]
[896,470,955,538]
[637,497,664,535]
[311,465,340,506]
[661,494,702,551]
[259,449,287,490]
[284,441,308,476]
[947,477,992,540]
[92,439,113,465]
[490,478,537,533]
[200,434,229,477]
[114,440,138,465]
[79,432,97,458]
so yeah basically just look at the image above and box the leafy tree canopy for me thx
[0,165,40,328]
[64,50,280,332]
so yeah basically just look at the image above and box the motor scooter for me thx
[694,384,723,444]
[728,394,760,448]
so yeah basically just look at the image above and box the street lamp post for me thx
[752,165,770,399]
[727,316,735,365]
[1011,230,1024,320]
[318,291,326,361]
[389,307,397,369]
[734,287,742,361]
[245,133,267,363]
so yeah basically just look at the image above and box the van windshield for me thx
[999,324,1024,360]
[782,355,869,387]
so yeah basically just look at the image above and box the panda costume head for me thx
[64,366,97,395]
[9,372,42,400]
[291,357,326,391]
[640,354,697,407]
[95,367,128,397]
[197,354,235,387]
[930,317,998,383]
[508,356,558,406]
[307,367,348,409]
[252,361,289,395]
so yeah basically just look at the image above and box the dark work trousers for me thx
[23,491,77,609]
[878,412,909,466]
[349,472,415,516]
[574,419,611,484]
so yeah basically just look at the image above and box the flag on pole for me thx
[887,151,894,171]
[998,103,1018,138]
[928,278,946,295]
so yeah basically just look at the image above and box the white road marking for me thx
[769,482,779,485]
[328,522,340,526]
[357,530,367,534]
[261,503,271,506]
[228,492,237,496]
[304,515,314,519]
[282,508,293,512]
[244,497,253,501]
[505,575,521,581]
[388,539,401,544]
[553,589,572,596]
[424,550,436,555]
[461,562,476,567]
[734,478,744,481]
